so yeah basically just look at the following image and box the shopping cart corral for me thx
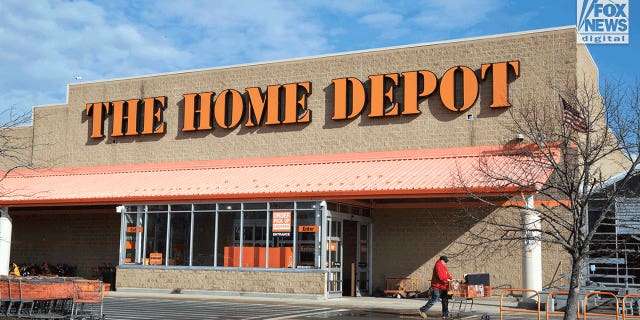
[448,273,492,318]
[0,276,106,319]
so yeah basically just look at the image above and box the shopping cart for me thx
[70,280,105,320]
[0,276,105,319]
[448,279,492,318]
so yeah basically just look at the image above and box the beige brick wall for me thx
[8,206,120,278]
[575,42,631,179]
[576,43,598,92]
[23,28,578,169]
[116,267,326,295]
[0,125,33,170]
[372,207,569,293]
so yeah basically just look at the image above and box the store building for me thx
[0,26,622,298]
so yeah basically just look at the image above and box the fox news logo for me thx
[577,0,629,44]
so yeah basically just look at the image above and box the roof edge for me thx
[58,26,576,96]
[3,144,537,178]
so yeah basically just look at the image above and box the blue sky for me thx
[0,0,637,123]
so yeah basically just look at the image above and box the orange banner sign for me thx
[298,225,319,232]
[126,226,143,233]
[149,253,163,265]
[272,211,292,233]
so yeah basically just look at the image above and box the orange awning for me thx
[0,145,558,207]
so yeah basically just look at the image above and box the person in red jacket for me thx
[419,256,453,318]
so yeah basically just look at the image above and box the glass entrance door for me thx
[326,216,343,297]
[121,206,144,264]
[322,205,373,298]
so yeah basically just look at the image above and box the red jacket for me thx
[430,259,453,290]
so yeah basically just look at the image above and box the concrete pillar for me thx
[0,207,12,276]
[521,194,542,294]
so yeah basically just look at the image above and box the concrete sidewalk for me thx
[107,290,516,317]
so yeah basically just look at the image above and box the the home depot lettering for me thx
[85,61,519,139]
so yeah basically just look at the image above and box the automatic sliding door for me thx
[327,217,343,297]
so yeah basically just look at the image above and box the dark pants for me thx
[420,288,449,316]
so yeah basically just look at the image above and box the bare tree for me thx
[0,108,33,182]
[453,78,640,320]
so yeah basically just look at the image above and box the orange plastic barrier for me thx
[500,288,541,320]
[546,290,580,320]
[583,291,619,320]
[224,246,293,268]
[622,294,640,319]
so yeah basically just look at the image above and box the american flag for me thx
[560,95,590,133]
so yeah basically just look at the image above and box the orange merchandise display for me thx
[223,246,293,268]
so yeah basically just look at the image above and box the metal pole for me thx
[351,262,355,297]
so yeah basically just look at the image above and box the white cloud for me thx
[0,0,185,117]
[410,0,507,30]
[0,0,338,119]
[0,0,511,122]
[138,1,332,65]
[359,13,404,27]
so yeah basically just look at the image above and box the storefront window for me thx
[169,212,191,266]
[147,205,168,212]
[271,202,294,210]
[268,208,293,268]
[217,210,241,267]
[145,212,167,265]
[121,201,323,269]
[192,212,215,266]
[242,211,268,268]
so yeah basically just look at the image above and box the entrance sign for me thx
[299,225,319,232]
[85,61,520,139]
[126,226,143,233]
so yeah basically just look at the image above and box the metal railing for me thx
[500,288,541,320]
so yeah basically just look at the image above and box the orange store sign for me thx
[299,225,319,233]
[272,211,292,233]
[148,252,162,265]
[85,61,519,139]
